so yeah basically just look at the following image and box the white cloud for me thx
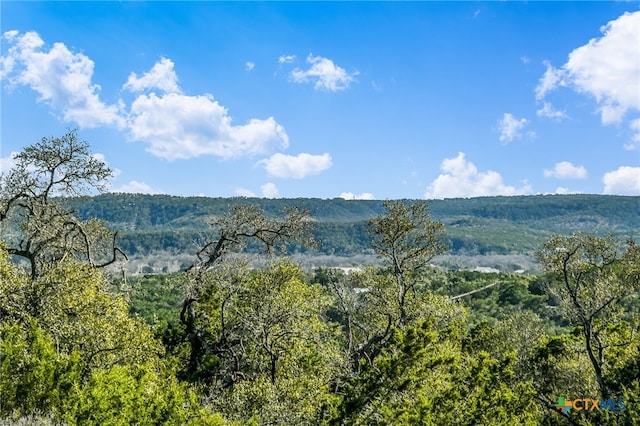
[112,180,162,194]
[127,91,289,160]
[0,31,19,78]
[625,118,640,151]
[536,102,568,120]
[0,30,123,128]
[498,113,533,143]
[1,33,291,162]
[0,151,18,174]
[261,182,279,198]
[123,60,289,160]
[543,161,587,179]
[565,12,639,124]
[424,152,531,199]
[602,166,640,195]
[339,192,375,200]
[278,55,296,64]
[290,54,358,92]
[245,61,255,71]
[235,187,256,197]
[535,61,565,101]
[93,152,121,178]
[123,57,181,93]
[258,152,332,179]
[535,11,640,126]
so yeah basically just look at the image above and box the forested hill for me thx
[65,194,639,257]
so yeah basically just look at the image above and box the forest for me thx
[1,131,639,425]
[65,192,638,260]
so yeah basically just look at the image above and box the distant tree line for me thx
[62,191,639,259]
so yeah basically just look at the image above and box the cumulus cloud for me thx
[245,61,255,71]
[258,152,332,179]
[123,59,290,160]
[424,152,531,199]
[1,31,291,162]
[0,30,124,128]
[565,12,639,124]
[127,91,289,160]
[112,180,162,194]
[602,166,640,195]
[290,54,358,91]
[261,182,279,198]
[535,11,640,130]
[543,161,587,179]
[536,102,568,120]
[123,57,181,93]
[498,113,533,143]
[339,192,375,200]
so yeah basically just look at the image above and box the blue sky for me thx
[1,1,639,199]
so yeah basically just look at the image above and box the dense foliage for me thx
[64,193,639,258]
[2,133,639,425]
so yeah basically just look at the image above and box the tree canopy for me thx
[0,129,124,279]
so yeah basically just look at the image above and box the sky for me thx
[1,1,639,199]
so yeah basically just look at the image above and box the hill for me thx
[63,194,639,270]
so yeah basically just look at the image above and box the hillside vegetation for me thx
[65,193,639,260]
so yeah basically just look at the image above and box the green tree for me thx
[527,233,640,424]
[325,200,448,370]
[537,234,640,401]
[0,244,229,425]
[368,200,447,325]
[0,248,161,373]
[180,204,316,377]
[0,319,82,419]
[0,130,123,279]
[331,305,538,425]
[204,261,342,425]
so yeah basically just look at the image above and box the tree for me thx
[324,200,448,370]
[0,130,124,279]
[368,200,447,325]
[0,245,227,425]
[204,261,343,425]
[537,234,640,401]
[0,244,162,377]
[0,132,234,424]
[179,204,316,378]
[330,308,538,425]
[531,233,640,425]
